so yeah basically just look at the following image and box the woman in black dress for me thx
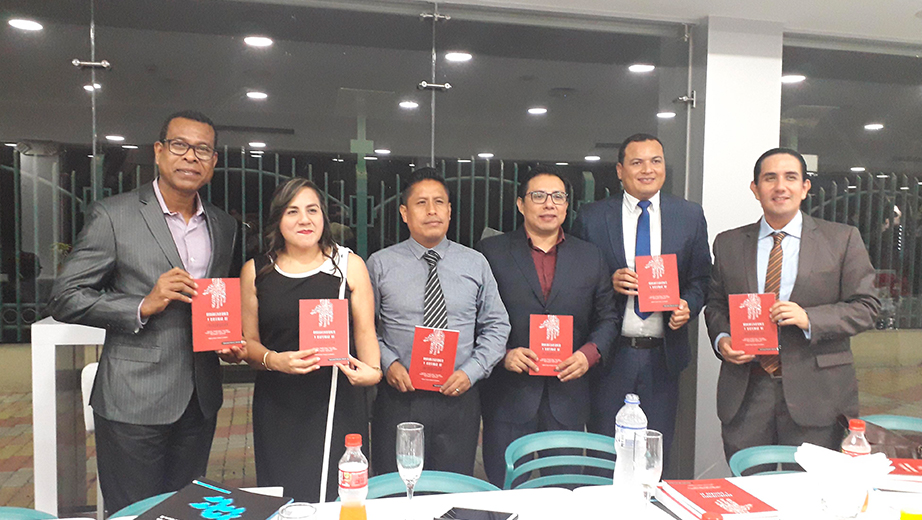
[241,178,381,502]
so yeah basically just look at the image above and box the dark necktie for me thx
[634,200,652,320]
[423,250,448,329]
[760,231,787,375]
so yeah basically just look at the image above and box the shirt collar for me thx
[759,210,803,240]
[526,228,566,253]
[153,178,204,217]
[622,190,661,213]
[407,236,450,260]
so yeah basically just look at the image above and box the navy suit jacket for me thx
[571,192,711,375]
[476,227,621,426]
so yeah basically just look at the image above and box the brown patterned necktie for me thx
[760,231,786,375]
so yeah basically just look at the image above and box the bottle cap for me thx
[625,393,640,405]
[848,419,866,432]
[701,513,723,520]
[345,433,362,447]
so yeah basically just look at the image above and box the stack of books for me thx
[878,458,922,493]
[656,479,778,520]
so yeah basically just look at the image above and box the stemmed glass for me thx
[396,422,424,507]
[634,429,664,509]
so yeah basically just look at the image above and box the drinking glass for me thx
[634,429,664,508]
[396,422,424,505]
[277,503,317,519]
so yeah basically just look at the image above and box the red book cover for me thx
[191,278,243,352]
[660,479,777,518]
[299,299,349,366]
[636,254,680,312]
[528,314,574,376]
[409,326,459,392]
[890,458,922,478]
[729,293,778,355]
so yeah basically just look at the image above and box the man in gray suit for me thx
[705,148,879,460]
[49,111,242,512]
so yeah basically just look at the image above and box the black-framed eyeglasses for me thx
[526,190,568,205]
[161,139,215,161]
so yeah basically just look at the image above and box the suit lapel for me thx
[606,196,627,268]
[660,194,678,255]
[789,213,816,303]
[742,221,760,293]
[204,205,220,277]
[510,228,546,305]
[544,237,571,308]
[138,182,185,270]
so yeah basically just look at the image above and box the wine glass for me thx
[633,429,664,509]
[396,422,424,506]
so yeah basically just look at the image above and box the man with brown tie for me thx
[705,148,879,459]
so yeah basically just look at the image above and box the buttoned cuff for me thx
[136,301,149,333]
[578,343,601,367]
[714,332,729,355]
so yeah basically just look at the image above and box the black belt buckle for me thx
[621,336,662,349]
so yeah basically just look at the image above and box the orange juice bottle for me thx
[339,503,367,520]
[338,434,369,520]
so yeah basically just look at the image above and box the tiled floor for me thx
[1,368,920,511]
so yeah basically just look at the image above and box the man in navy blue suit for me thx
[571,133,710,459]
[478,166,620,487]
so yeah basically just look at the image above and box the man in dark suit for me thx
[705,148,879,459]
[48,111,243,513]
[478,166,620,487]
[571,133,711,457]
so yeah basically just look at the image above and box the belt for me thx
[751,362,782,380]
[619,336,664,349]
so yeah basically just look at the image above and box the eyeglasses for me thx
[161,139,215,161]
[525,190,568,205]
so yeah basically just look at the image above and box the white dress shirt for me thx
[621,191,665,338]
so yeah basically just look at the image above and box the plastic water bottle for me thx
[614,393,648,487]
[841,419,871,457]
[338,433,368,520]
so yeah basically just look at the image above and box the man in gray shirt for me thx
[367,167,510,476]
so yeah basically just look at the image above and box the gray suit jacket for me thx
[705,213,880,427]
[48,182,237,425]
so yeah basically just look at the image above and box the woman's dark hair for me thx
[258,178,340,278]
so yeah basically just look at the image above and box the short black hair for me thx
[158,110,218,147]
[618,133,663,164]
[752,148,807,183]
[518,164,569,199]
[401,167,450,205]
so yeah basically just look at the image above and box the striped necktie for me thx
[760,231,786,375]
[423,250,448,329]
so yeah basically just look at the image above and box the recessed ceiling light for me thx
[900,186,909,190]
[9,19,43,31]
[399,101,419,109]
[409,163,415,167]
[375,149,391,155]
[105,135,124,142]
[628,64,655,73]
[83,83,101,92]
[847,185,857,189]
[445,52,472,62]
[585,155,601,161]
[555,162,569,166]
[864,123,884,131]
[458,159,471,163]
[250,150,264,155]
[246,91,268,100]
[850,167,866,172]
[478,152,494,159]
[122,145,138,149]
[244,36,273,47]
[876,174,889,178]
[781,74,806,84]
[657,111,677,119]
[5,143,18,147]
[528,107,548,115]
[332,158,344,163]
[249,142,266,148]
[364,156,378,161]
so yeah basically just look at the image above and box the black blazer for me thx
[477,227,620,426]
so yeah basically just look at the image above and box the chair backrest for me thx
[861,414,922,434]
[0,506,57,519]
[366,471,499,499]
[109,491,175,518]
[728,445,799,477]
[503,431,617,490]
[81,362,98,433]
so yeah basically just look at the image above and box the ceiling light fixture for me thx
[781,74,806,84]
[246,91,268,100]
[375,149,391,155]
[864,123,884,131]
[555,162,568,166]
[249,142,266,148]
[5,143,18,147]
[585,155,601,161]
[364,156,378,161]
[8,19,43,31]
[528,107,548,115]
[83,83,101,92]
[244,36,273,47]
[478,152,494,159]
[399,101,419,109]
[876,174,889,178]
[657,112,677,119]
[458,159,471,163]
[105,135,124,142]
[900,186,909,190]
[628,64,655,73]
[445,52,472,62]
[850,167,866,172]
[122,145,138,149]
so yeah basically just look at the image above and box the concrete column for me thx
[687,16,784,478]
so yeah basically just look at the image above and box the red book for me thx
[890,458,922,477]
[299,299,349,366]
[528,314,573,376]
[729,293,778,355]
[657,479,778,520]
[191,278,243,352]
[636,254,680,312]
[409,326,459,392]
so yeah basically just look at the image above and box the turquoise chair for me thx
[0,507,56,520]
[109,491,175,518]
[861,414,922,434]
[366,470,499,499]
[728,445,800,477]
[503,431,617,490]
